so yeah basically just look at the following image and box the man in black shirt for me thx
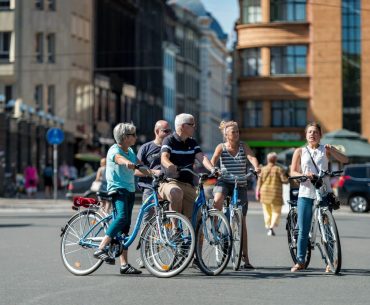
[137,120,171,200]
[160,113,215,220]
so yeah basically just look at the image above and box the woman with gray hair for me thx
[256,152,288,236]
[93,122,142,275]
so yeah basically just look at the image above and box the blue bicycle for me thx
[220,169,257,271]
[179,168,232,276]
[60,166,195,278]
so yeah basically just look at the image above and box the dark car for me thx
[337,164,370,213]
[65,173,96,201]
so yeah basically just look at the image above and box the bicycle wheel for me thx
[60,210,107,275]
[195,209,232,276]
[230,208,243,271]
[286,207,311,269]
[319,209,342,274]
[140,211,195,278]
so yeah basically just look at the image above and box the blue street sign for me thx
[46,127,64,145]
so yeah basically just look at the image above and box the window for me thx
[242,101,263,127]
[5,85,12,102]
[35,0,43,10]
[35,33,43,63]
[47,33,55,63]
[271,100,307,127]
[35,85,43,111]
[0,32,11,60]
[0,0,10,10]
[242,48,261,76]
[271,45,307,75]
[242,0,262,23]
[270,0,306,22]
[47,85,55,114]
[47,0,56,11]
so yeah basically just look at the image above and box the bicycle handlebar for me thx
[221,168,257,181]
[289,170,343,183]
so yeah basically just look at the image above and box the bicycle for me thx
[60,165,195,278]
[220,169,257,271]
[179,167,232,276]
[286,169,343,274]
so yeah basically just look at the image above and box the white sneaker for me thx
[267,229,274,236]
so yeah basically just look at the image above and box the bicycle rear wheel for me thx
[195,209,232,276]
[60,210,107,275]
[140,211,195,278]
[230,208,243,271]
[319,209,342,274]
[286,207,311,269]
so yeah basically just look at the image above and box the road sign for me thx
[46,128,64,145]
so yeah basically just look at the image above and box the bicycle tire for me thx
[230,208,243,271]
[60,210,107,275]
[195,209,232,276]
[319,209,342,274]
[140,211,195,278]
[286,207,311,269]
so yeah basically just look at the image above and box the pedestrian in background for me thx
[43,163,53,198]
[256,152,288,236]
[24,164,38,198]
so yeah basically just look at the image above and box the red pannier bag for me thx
[73,196,98,209]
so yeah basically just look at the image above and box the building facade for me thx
[0,0,94,193]
[236,0,370,160]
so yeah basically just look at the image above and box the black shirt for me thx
[137,140,161,184]
[161,132,202,185]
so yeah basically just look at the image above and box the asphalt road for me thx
[0,205,370,305]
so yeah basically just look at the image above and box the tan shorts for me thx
[158,180,196,220]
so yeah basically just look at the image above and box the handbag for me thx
[90,181,102,192]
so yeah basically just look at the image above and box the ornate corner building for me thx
[235,0,370,159]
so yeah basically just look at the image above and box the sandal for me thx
[291,263,305,272]
[325,265,331,273]
[93,249,115,265]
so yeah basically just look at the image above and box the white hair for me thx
[113,122,136,144]
[174,113,194,131]
[267,152,277,162]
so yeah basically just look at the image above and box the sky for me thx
[201,0,239,47]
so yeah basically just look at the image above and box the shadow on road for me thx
[0,223,31,228]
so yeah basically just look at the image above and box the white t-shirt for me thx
[298,145,331,199]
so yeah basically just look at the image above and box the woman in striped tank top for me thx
[211,120,260,270]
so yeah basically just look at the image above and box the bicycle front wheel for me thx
[230,208,243,271]
[140,211,195,278]
[195,209,232,276]
[286,207,311,269]
[319,209,342,274]
[60,210,107,275]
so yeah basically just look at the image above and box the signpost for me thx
[46,128,65,201]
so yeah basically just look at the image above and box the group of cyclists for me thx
[92,113,348,275]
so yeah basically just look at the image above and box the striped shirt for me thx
[219,143,248,186]
[161,132,202,185]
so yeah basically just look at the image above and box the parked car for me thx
[337,164,370,213]
[65,173,96,201]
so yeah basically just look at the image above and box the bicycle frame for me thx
[79,190,160,250]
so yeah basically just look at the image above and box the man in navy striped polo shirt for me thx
[159,113,216,219]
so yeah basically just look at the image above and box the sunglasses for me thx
[161,129,172,133]
[126,133,137,137]
[184,123,195,127]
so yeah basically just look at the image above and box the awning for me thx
[246,140,306,148]
[74,153,102,162]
